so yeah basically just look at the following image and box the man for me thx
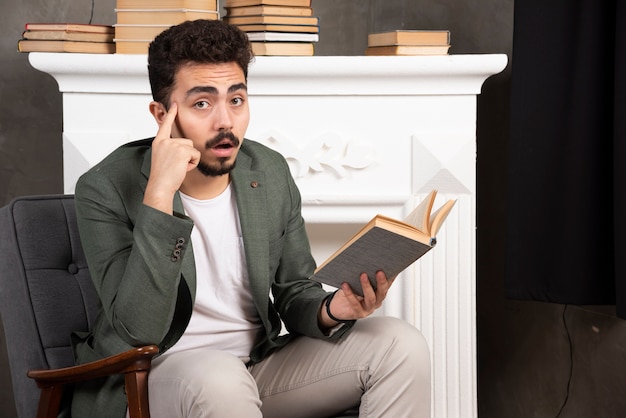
[72,19,430,417]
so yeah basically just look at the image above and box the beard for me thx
[196,131,240,177]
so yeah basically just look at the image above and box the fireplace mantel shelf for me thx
[29,52,507,418]
[30,52,506,95]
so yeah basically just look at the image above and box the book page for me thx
[429,199,457,237]
[402,190,436,233]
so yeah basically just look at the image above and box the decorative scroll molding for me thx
[262,130,373,178]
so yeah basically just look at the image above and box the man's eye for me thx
[195,101,209,109]
[232,97,244,106]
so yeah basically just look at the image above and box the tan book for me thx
[224,15,318,26]
[235,23,319,33]
[225,5,313,17]
[224,0,311,7]
[367,30,451,47]
[250,41,314,56]
[115,40,152,54]
[116,0,217,9]
[114,24,171,40]
[310,190,456,296]
[115,9,219,25]
[17,39,115,54]
[22,30,114,43]
[365,45,450,56]
[23,23,114,34]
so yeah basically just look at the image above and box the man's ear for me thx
[149,101,167,125]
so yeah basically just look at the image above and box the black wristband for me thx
[325,290,356,325]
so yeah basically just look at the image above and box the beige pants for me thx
[141,316,430,418]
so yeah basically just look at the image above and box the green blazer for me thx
[72,138,349,417]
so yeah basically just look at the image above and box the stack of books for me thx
[365,30,451,56]
[223,0,318,56]
[17,23,115,54]
[114,0,219,54]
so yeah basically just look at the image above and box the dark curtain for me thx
[506,1,626,318]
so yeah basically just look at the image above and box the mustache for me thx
[205,131,240,149]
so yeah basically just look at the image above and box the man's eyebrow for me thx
[186,86,217,97]
[229,83,247,93]
[185,83,247,98]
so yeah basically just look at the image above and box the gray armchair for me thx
[0,194,359,418]
[0,195,157,418]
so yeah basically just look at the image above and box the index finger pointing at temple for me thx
[156,102,178,140]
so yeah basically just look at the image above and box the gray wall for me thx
[2,1,625,417]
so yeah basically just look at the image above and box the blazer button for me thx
[250,181,258,188]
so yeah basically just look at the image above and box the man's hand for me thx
[319,271,394,329]
[143,103,200,214]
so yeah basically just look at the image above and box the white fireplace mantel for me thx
[30,52,507,418]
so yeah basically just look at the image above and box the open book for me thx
[310,190,456,296]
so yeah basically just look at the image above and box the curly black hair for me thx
[148,19,254,106]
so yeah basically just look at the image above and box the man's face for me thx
[168,61,250,177]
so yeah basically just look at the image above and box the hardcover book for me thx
[224,15,318,26]
[250,41,314,55]
[23,23,114,34]
[367,30,450,47]
[365,45,450,56]
[115,9,219,25]
[114,39,152,54]
[235,24,319,33]
[116,0,217,9]
[310,190,456,296]
[22,30,114,43]
[225,5,313,16]
[224,0,312,7]
[114,24,171,40]
[17,39,115,54]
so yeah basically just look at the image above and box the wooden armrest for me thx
[28,345,159,387]
[27,345,159,418]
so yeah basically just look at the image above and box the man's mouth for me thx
[206,132,240,151]
[213,139,234,149]
[206,134,240,159]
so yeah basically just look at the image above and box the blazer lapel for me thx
[231,153,270,318]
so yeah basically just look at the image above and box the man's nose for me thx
[213,104,233,131]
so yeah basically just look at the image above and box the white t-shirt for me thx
[165,184,263,357]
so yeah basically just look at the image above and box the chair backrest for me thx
[0,195,99,418]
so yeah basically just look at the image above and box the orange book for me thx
[365,45,450,56]
[367,30,450,47]
[225,5,313,17]
[224,0,311,6]
[224,15,318,26]
[24,23,114,34]
[116,0,217,8]
[250,41,314,56]
[18,39,115,54]
[235,24,319,33]
[115,40,152,54]
[115,9,219,25]
[114,24,171,40]
[22,30,114,43]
